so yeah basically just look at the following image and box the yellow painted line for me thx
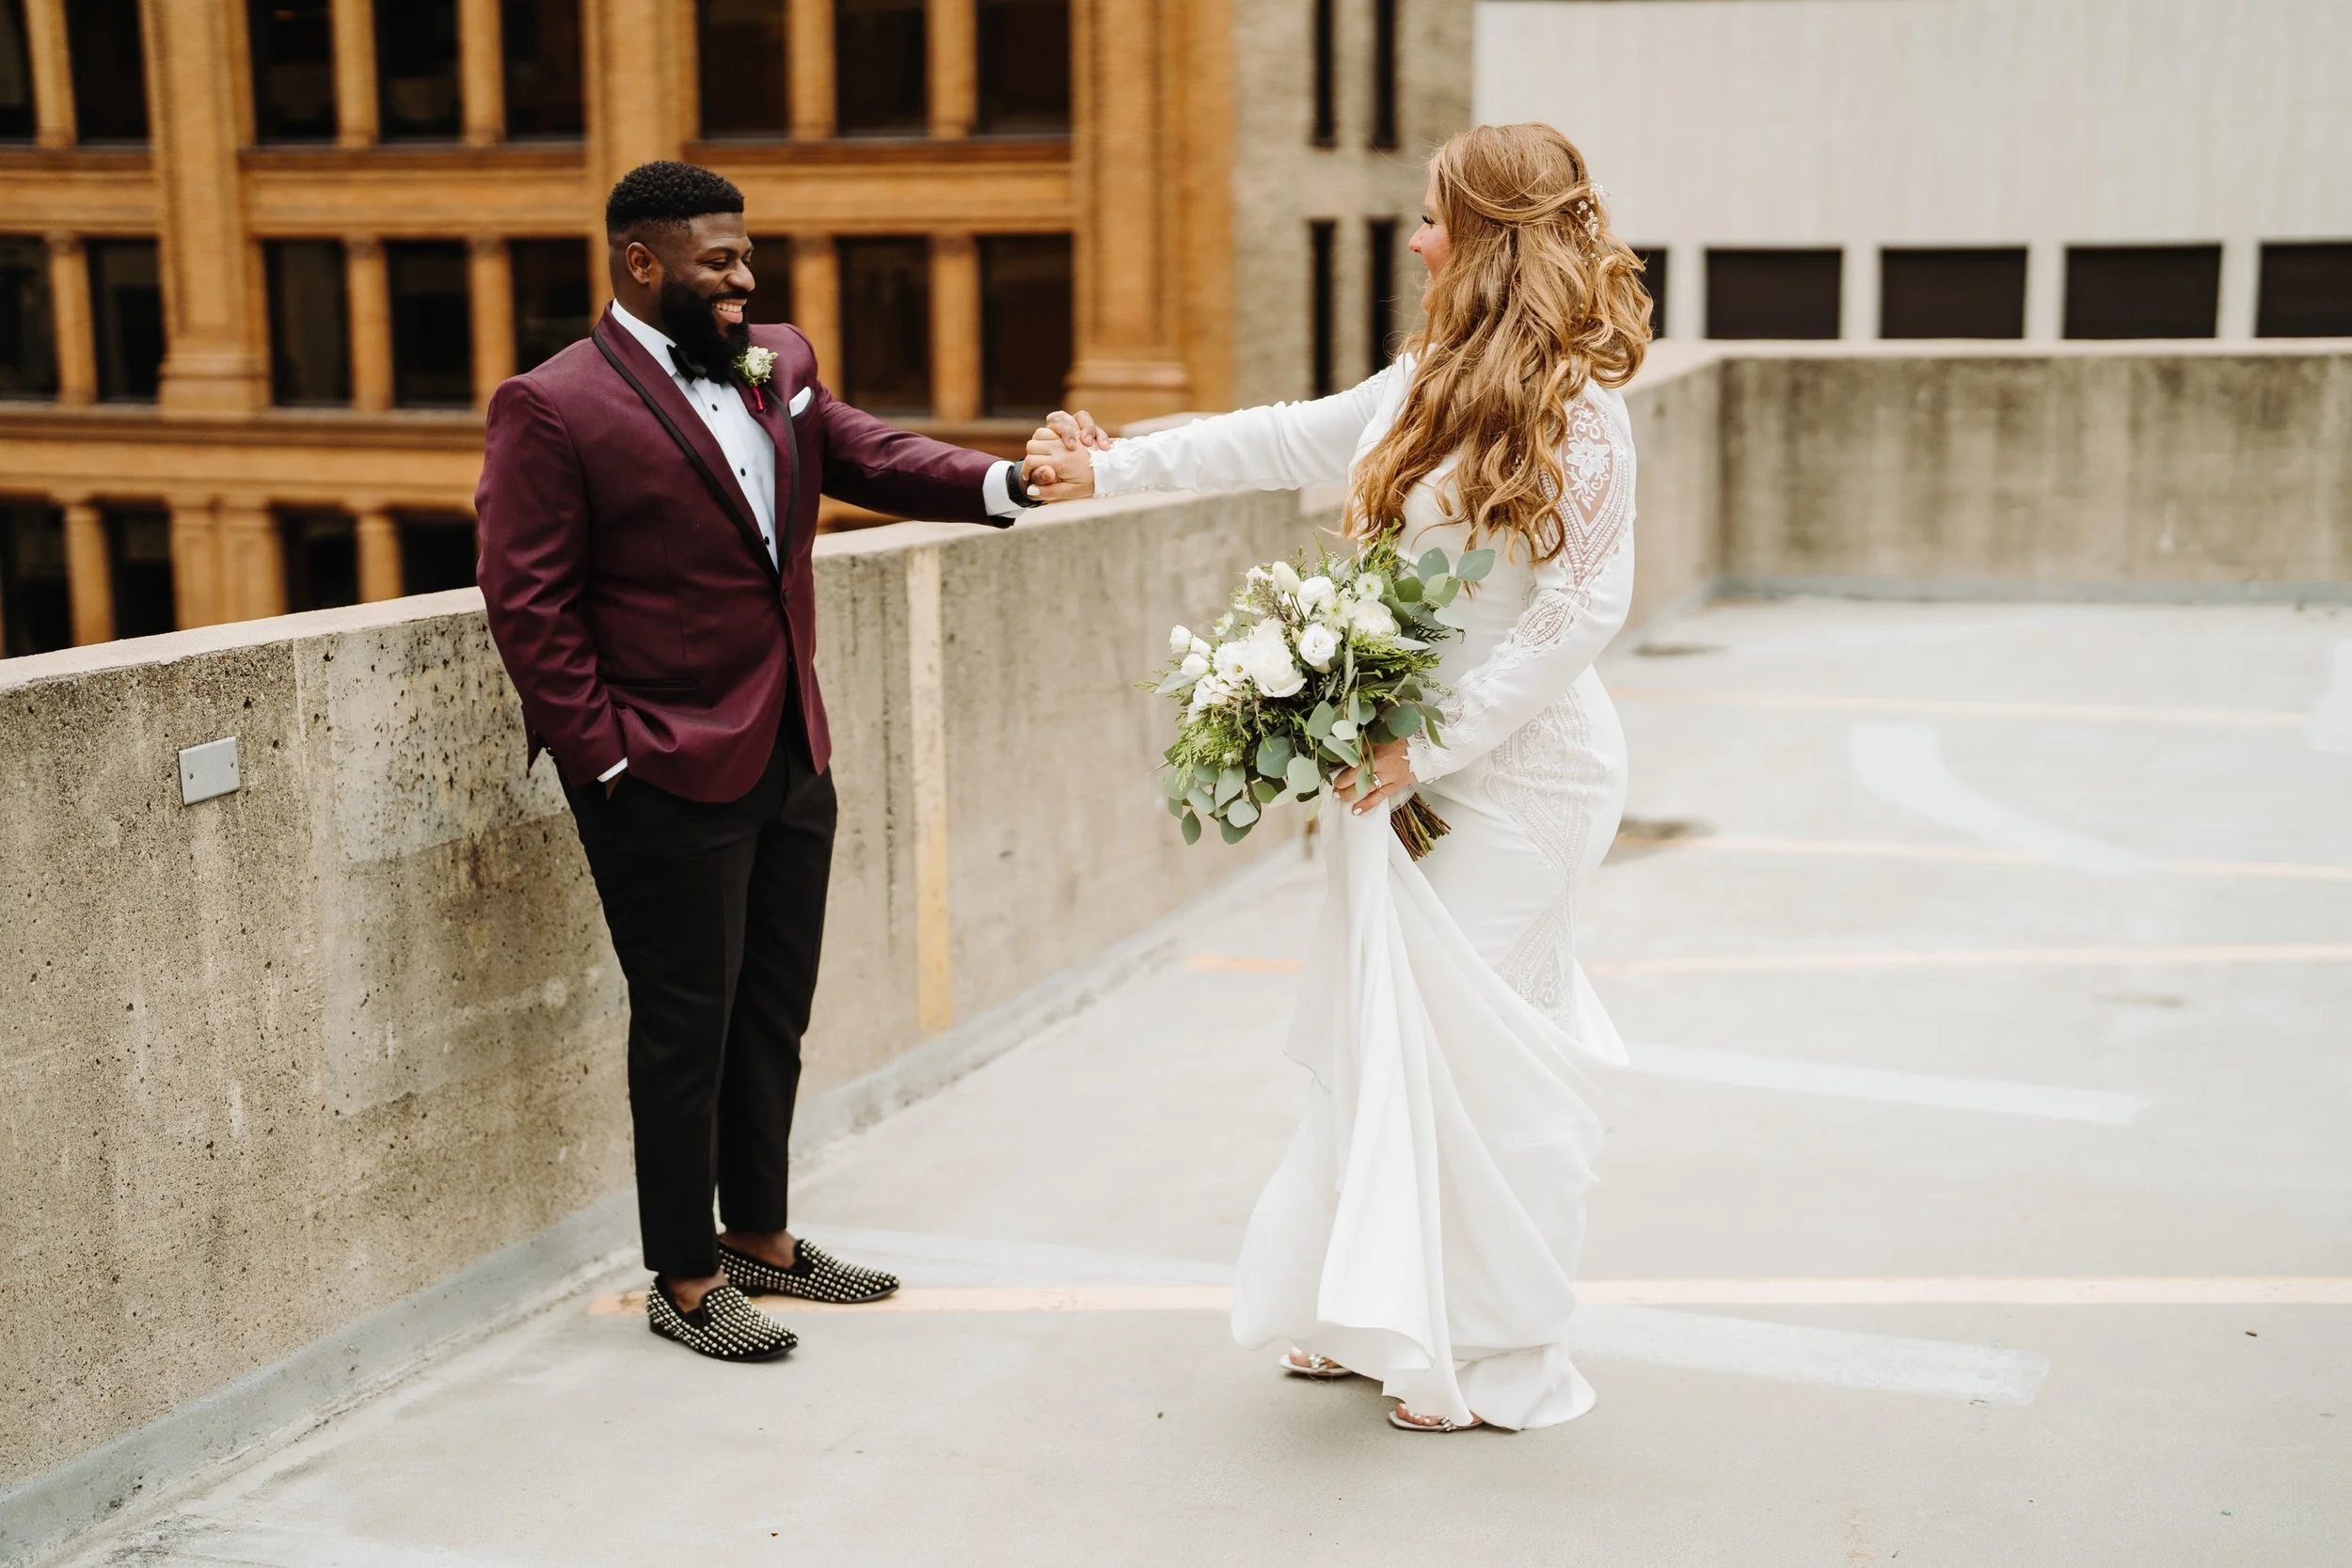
[1187,953,1307,974]
[589,1278,2352,1317]
[1609,688,2304,730]
[589,1285,1233,1317]
[1614,835,2352,884]
[1586,942,2352,978]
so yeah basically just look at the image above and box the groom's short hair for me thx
[605,161,745,241]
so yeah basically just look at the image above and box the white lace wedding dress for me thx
[1093,359,1636,1430]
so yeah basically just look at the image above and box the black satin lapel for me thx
[594,319,780,582]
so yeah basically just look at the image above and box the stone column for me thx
[787,0,834,139]
[792,236,841,382]
[46,234,96,405]
[2218,236,2261,340]
[586,0,684,193]
[216,500,286,623]
[928,0,976,140]
[348,238,393,413]
[1064,0,1193,425]
[169,499,224,629]
[145,0,268,416]
[2026,239,2066,342]
[469,238,515,405]
[459,0,505,146]
[930,233,981,421]
[331,0,378,146]
[1841,241,1878,342]
[22,0,75,147]
[62,499,114,646]
[355,505,404,602]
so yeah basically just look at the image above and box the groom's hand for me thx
[1023,411,1101,501]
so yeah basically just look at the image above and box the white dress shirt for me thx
[596,302,1026,784]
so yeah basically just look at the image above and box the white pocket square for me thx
[787,386,813,416]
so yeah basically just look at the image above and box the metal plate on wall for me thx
[180,737,240,805]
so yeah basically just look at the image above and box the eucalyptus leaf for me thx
[1216,767,1245,805]
[1456,546,1495,582]
[1307,700,1337,738]
[1165,795,1187,819]
[1325,736,1360,768]
[1430,577,1461,606]
[1181,810,1201,846]
[1418,547,1449,581]
[1154,670,1196,696]
[1218,817,1251,844]
[1381,704,1422,740]
[1187,786,1216,816]
[1163,768,1189,799]
[1394,575,1423,603]
[1226,799,1260,828]
[1350,691,1375,726]
[1285,754,1321,795]
[1256,735,1294,778]
[1251,778,1279,803]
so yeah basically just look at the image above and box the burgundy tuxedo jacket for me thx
[476,310,1003,802]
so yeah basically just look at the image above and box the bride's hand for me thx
[1024,417,1097,500]
[1336,738,1416,815]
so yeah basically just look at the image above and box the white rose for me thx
[1168,625,1192,656]
[1237,620,1306,699]
[1190,636,1211,657]
[1295,621,1340,672]
[1212,641,1251,683]
[1188,674,1230,716]
[1348,599,1398,639]
[1178,652,1209,679]
[1296,576,1336,617]
[1269,561,1302,594]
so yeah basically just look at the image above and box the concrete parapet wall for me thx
[1715,344,2352,595]
[0,490,1322,1510]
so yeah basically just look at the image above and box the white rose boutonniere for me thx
[735,345,778,410]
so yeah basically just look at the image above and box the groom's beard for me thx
[659,279,750,382]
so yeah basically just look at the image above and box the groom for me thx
[477,161,1052,1360]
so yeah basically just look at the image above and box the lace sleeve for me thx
[1406,392,1637,784]
[1091,363,1402,497]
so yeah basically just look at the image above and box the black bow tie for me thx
[671,348,718,384]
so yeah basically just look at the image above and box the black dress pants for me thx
[564,728,836,1278]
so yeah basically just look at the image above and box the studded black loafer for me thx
[719,1239,900,1305]
[645,1278,798,1361]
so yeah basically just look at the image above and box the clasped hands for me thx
[1021,409,1112,501]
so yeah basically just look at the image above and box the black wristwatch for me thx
[1006,457,1045,507]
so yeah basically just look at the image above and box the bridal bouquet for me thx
[1146,536,1492,858]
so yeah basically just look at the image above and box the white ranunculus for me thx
[1295,621,1340,672]
[1178,652,1209,679]
[1296,576,1336,617]
[1348,598,1398,639]
[1236,619,1306,698]
[1168,625,1192,656]
[1269,561,1302,595]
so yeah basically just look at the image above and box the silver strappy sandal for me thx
[1388,1406,1485,1433]
[1279,1348,1355,1380]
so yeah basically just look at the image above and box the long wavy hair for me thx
[1348,123,1651,562]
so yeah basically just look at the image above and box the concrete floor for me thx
[60,599,2352,1567]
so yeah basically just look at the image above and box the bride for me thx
[1027,123,1650,1433]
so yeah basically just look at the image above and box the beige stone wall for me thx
[1228,0,1472,409]
[0,488,1323,1494]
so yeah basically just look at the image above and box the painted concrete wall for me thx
[1475,0,2352,340]
[0,489,1323,1496]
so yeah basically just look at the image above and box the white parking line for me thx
[1848,721,2153,873]
[1568,1307,2049,1405]
[1622,1039,2149,1124]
